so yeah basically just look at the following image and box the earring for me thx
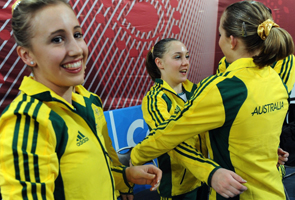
[30,61,34,65]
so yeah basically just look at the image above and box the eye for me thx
[186,55,190,59]
[74,32,83,39]
[175,55,181,59]
[51,36,63,43]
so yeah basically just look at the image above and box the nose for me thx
[182,57,189,66]
[67,37,83,57]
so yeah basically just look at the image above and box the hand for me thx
[277,148,289,167]
[125,165,162,191]
[211,168,247,198]
[120,194,134,200]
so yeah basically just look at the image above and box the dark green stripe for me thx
[279,56,288,81]
[12,95,28,199]
[147,89,165,126]
[209,77,247,200]
[185,83,197,99]
[176,142,219,167]
[21,97,35,200]
[161,93,172,113]
[158,153,172,197]
[284,55,293,86]
[32,101,42,200]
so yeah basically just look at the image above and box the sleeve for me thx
[273,54,295,94]
[141,93,171,130]
[110,166,134,193]
[0,102,60,200]
[131,76,225,168]
[167,142,221,185]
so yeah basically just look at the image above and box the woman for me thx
[131,1,294,199]
[140,38,217,199]
[0,0,161,199]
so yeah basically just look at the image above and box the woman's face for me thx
[157,41,189,89]
[25,3,88,94]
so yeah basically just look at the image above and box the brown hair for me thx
[145,38,179,81]
[222,0,294,67]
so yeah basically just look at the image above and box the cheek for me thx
[218,37,222,48]
[81,41,88,57]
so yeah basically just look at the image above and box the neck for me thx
[172,83,183,94]
[56,87,73,104]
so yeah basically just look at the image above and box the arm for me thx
[0,104,61,200]
[131,77,226,164]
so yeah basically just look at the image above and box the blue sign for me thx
[104,105,150,151]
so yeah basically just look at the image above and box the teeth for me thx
[62,61,82,69]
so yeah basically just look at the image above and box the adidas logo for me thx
[174,105,181,114]
[76,131,89,146]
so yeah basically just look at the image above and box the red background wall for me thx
[214,0,295,71]
[0,0,295,114]
[0,0,218,113]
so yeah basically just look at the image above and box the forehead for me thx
[31,3,78,35]
[165,41,188,53]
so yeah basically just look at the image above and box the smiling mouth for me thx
[62,61,82,69]
[180,70,187,73]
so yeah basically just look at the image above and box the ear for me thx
[16,46,36,67]
[230,35,237,50]
[155,57,164,70]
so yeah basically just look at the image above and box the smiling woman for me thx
[0,0,162,199]
[15,1,88,103]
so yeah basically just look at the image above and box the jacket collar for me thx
[19,76,82,110]
[225,58,257,72]
[154,78,195,94]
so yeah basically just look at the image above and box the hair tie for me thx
[151,46,154,54]
[257,19,279,40]
[12,0,21,13]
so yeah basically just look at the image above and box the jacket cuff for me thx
[123,167,135,190]
[207,166,221,187]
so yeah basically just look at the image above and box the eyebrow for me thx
[49,25,82,36]
[173,51,189,54]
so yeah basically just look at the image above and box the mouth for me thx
[180,69,187,74]
[62,60,82,69]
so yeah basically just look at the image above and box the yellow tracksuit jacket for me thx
[131,58,288,200]
[0,76,132,200]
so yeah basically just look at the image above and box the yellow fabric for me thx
[131,58,288,200]
[0,76,131,200]
[140,79,214,197]
[217,55,295,94]
[217,55,295,181]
